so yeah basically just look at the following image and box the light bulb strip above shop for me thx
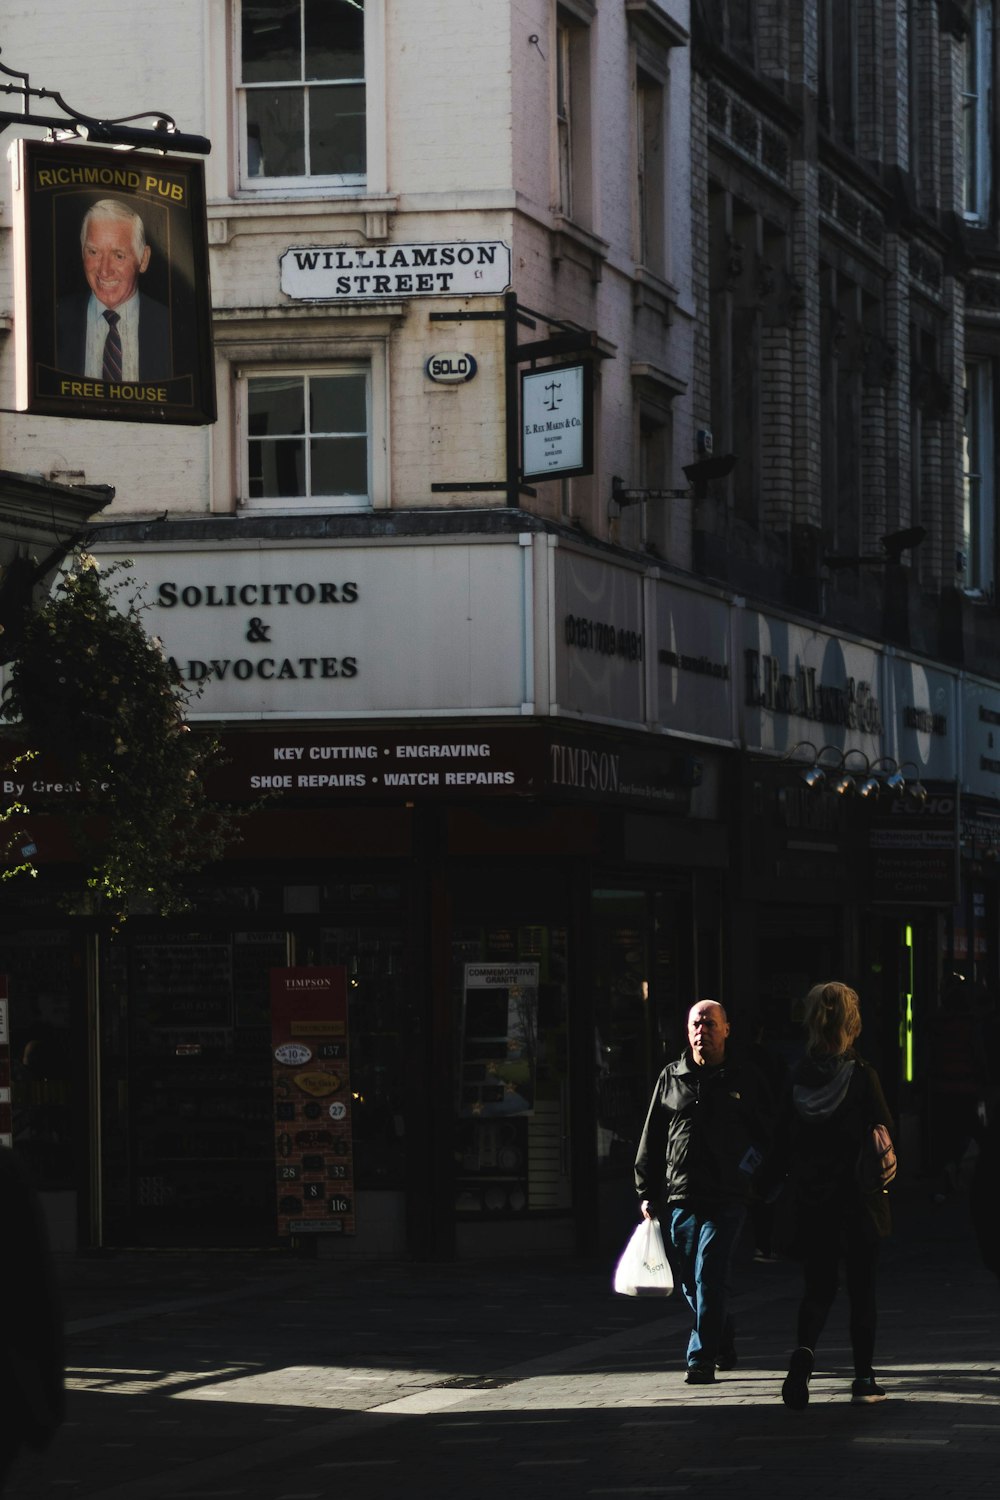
[781,741,928,805]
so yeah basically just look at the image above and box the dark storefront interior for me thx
[2,823,728,1259]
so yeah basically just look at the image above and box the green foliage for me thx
[1,556,238,924]
[0,749,38,883]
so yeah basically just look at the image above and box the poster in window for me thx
[270,966,355,1237]
[460,963,538,1117]
[11,139,216,425]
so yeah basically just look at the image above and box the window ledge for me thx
[551,216,610,283]
[238,502,373,517]
[632,265,679,320]
[208,194,399,245]
[631,360,687,398]
[625,0,689,48]
[214,305,406,336]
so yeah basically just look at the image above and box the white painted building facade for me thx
[1,0,695,556]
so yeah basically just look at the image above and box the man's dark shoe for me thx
[781,1346,813,1409]
[716,1341,737,1371]
[851,1376,887,1404]
[685,1363,716,1385]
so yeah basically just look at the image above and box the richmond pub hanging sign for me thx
[11,139,216,424]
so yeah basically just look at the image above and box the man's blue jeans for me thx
[669,1204,745,1367]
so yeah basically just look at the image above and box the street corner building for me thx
[0,1,999,1264]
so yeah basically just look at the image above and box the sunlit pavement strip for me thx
[70,1313,687,1500]
[52,1252,1000,1500]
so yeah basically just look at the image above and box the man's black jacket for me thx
[634,1049,774,1214]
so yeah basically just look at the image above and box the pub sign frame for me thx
[12,139,216,425]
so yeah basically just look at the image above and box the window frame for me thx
[818,0,858,151]
[963,0,994,225]
[554,2,594,229]
[635,63,667,276]
[235,0,373,194]
[234,354,388,515]
[963,358,997,599]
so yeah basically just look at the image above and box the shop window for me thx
[99,931,286,1245]
[910,318,947,587]
[238,0,366,187]
[5,930,80,1194]
[240,367,373,510]
[317,924,407,1192]
[701,0,756,66]
[963,358,997,599]
[593,892,654,1179]
[632,376,676,556]
[907,0,926,201]
[818,0,858,151]
[555,4,594,228]
[708,188,761,524]
[636,67,666,276]
[452,922,571,1218]
[821,265,879,557]
[964,1,994,224]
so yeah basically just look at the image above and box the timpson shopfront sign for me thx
[209,727,708,814]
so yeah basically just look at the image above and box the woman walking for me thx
[770,981,893,1408]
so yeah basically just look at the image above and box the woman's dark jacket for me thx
[766,1050,894,1243]
[634,1049,774,1214]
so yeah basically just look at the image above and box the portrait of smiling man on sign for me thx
[55,197,172,382]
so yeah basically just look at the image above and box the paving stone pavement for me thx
[4,1181,998,1500]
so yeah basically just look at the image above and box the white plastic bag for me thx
[613,1216,674,1297]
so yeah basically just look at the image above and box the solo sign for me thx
[425,351,477,383]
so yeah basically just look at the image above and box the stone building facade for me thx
[689,0,1000,672]
[0,2,998,1255]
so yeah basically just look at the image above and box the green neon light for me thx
[903,924,914,1083]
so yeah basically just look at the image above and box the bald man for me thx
[634,1000,773,1385]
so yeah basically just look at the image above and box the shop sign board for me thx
[279,240,511,301]
[214,726,536,800]
[654,580,733,743]
[206,724,713,815]
[459,964,539,1118]
[884,656,957,780]
[11,139,216,425]
[269,967,354,1238]
[521,362,593,481]
[741,611,883,758]
[92,542,530,720]
[960,675,1000,799]
[961,797,1000,868]
[554,550,645,725]
[867,785,960,906]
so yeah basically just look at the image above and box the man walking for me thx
[634,1000,772,1384]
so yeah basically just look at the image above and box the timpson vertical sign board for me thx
[11,139,216,424]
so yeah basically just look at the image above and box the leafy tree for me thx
[1,555,237,925]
